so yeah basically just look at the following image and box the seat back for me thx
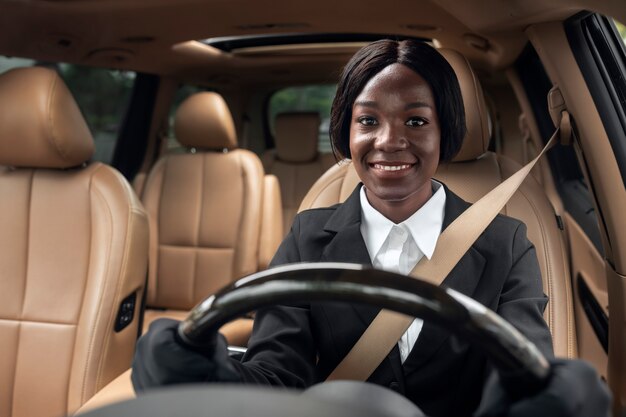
[299,49,576,359]
[262,112,336,235]
[141,92,281,339]
[0,67,149,417]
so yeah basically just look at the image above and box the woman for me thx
[132,40,609,417]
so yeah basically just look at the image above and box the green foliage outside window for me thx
[60,64,135,163]
[616,20,626,45]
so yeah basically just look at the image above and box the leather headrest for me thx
[274,112,321,163]
[174,92,238,150]
[0,67,94,168]
[439,49,490,162]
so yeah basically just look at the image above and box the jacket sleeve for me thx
[477,223,555,412]
[496,222,554,359]
[230,215,319,387]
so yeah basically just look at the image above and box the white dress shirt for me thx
[359,181,446,363]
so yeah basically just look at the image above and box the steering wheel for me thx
[81,262,551,417]
[179,262,549,392]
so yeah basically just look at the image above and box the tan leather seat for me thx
[141,92,282,346]
[262,112,336,235]
[300,49,577,359]
[0,67,149,417]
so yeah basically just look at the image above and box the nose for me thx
[374,123,408,152]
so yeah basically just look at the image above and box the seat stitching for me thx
[45,73,70,163]
[0,318,78,326]
[235,151,247,278]
[79,165,114,405]
[517,187,558,350]
[10,169,34,417]
[94,169,140,394]
[190,155,204,305]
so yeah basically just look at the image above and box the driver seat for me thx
[299,49,577,359]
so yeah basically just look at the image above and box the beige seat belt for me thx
[327,109,571,382]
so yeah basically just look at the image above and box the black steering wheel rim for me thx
[178,262,550,393]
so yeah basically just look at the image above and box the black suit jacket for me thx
[233,184,553,417]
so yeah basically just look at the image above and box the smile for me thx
[372,164,413,171]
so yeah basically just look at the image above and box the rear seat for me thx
[140,92,282,346]
[262,112,336,235]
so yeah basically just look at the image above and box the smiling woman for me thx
[349,64,442,223]
[328,40,464,223]
[132,40,563,417]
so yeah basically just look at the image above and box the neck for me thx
[365,183,433,224]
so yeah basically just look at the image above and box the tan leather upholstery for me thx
[274,112,321,163]
[0,67,149,417]
[174,92,238,150]
[298,49,577,359]
[443,50,490,162]
[262,112,336,235]
[0,67,94,168]
[74,370,135,416]
[259,174,284,270]
[142,92,282,345]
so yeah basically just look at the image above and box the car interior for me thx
[0,0,625,416]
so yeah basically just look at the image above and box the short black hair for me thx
[330,39,466,162]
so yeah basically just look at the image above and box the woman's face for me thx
[349,63,441,223]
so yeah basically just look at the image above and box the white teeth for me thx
[373,164,411,171]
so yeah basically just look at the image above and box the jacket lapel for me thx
[319,185,378,326]
[402,187,487,376]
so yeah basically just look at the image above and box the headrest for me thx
[438,49,490,162]
[274,112,321,163]
[0,67,94,168]
[174,92,238,150]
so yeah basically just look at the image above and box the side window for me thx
[514,45,604,254]
[268,85,337,153]
[616,20,626,45]
[59,64,136,164]
[0,56,136,165]
[0,56,35,72]
[166,84,206,151]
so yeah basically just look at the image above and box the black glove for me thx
[475,358,611,417]
[131,318,241,392]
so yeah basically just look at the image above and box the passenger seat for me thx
[0,67,149,417]
[140,92,282,346]
[262,112,336,235]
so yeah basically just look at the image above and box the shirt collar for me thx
[360,187,394,261]
[359,180,446,261]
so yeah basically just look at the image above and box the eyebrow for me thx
[404,102,432,110]
[353,100,432,110]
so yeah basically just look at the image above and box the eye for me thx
[357,116,378,126]
[406,117,427,127]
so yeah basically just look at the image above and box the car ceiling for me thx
[0,0,624,87]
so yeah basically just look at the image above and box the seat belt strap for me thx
[326,112,570,382]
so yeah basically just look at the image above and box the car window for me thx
[616,20,626,46]
[514,45,604,254]
[268,85,337,153]
[0,56,136,165]
[59,64,136,164]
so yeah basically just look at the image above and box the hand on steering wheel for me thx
[131,318,240,392]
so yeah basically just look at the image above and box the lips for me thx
[372,163,412,171]
[368,160,416,174]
